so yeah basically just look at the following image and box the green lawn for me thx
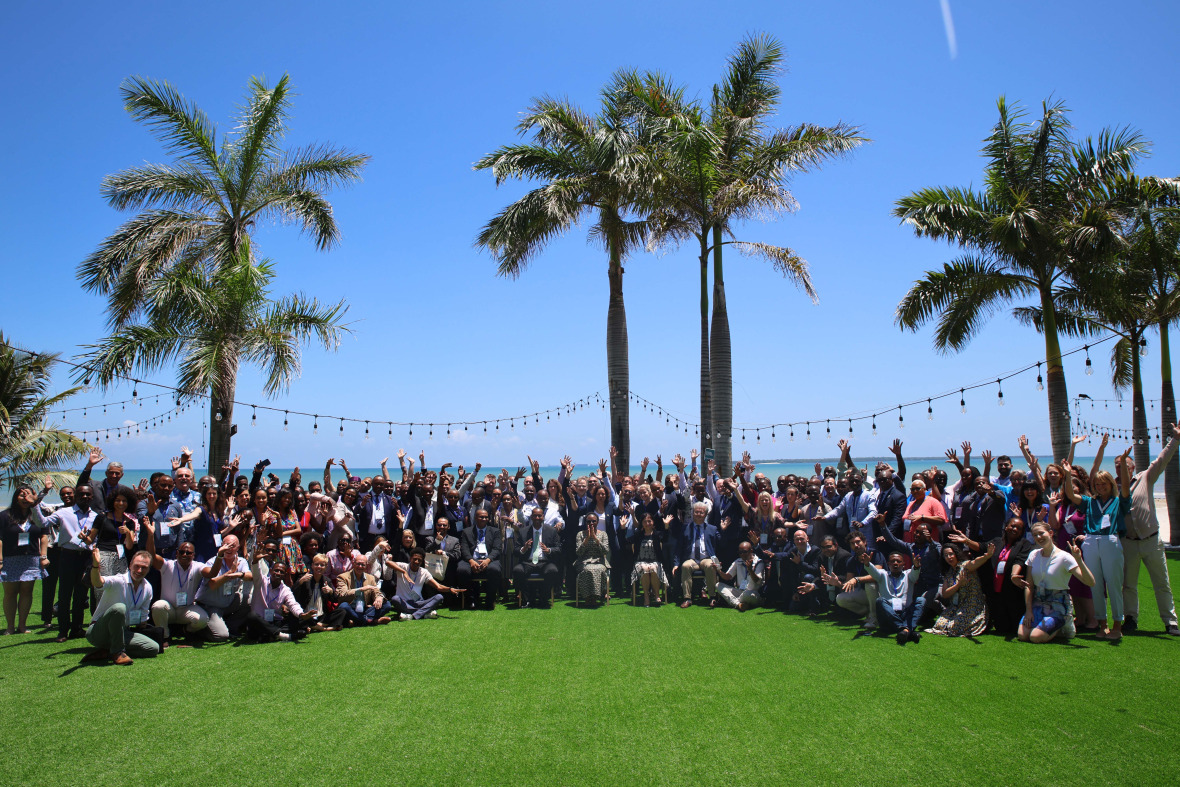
[2,558,1179,787]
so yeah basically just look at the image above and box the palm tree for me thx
[75,253,349,473]
[76,74,368,471]
[0,334,90,490]
[894,98,1149,463]
[627,35,864,468]
[474,75,649,472]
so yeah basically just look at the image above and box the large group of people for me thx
[2,427,1178,665]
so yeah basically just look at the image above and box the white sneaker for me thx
[427,611,438,619]
[399,613,412,622]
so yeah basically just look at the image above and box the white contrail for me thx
[940,0,958,59]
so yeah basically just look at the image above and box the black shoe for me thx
[1166,623,1180,636]
[1123,615,1137,632]
[909,631,922,643]
[897,630,909,645]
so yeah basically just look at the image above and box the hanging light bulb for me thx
[825,420,831,439]
[429,424,434,440]
[871,418,877,436]
[283,411,289,431]
[1036,362,1044,391]
[898,406,904,429]
[388,423,393,439]
[365,421,370,440]
[806,422,811,441]
[960,389,967,414]
[848,419,854,435]
[997,379,1005,407]
[789,427,794,442]
[339,418,344,436]
[251,406,257,428]
[215,411,222,422]
[1085,345,1093,375]
[409,424,414,439]
[927,399,933,421]
[83,408,87,419]
[741,430,746,443]
[313,415,318,435]
[1140,338,1148,356]
[131,383,138,404]
[771,428,776,443]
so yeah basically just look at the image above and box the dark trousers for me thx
[457,561,502,606]
[244,610,287,641]
[57,549,90,637]
[339,598,391,625]
[512,560,560,601]
[40,546,60,623]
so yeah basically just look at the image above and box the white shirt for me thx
[725,556,764,593]
[32,504,98,551]
[394,562,431,600]
[93,571,153,624]
[160,558,203,606]
[1025,547,1078,591]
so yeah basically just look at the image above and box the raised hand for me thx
[690,448,699,462]
[655,454,662,467]
[1100,433,1109,448]
[707,459,717,475]
[890,439,902,457]
[1171,423,1180,440]
[814,462,822,478]
[87,445,105,467]
[1073,434,1088,446]
[837,438,849,454]
[981,449,993,464]
[945,448,958,464]
[43,476,55,491]
[610,445,618,459]
[960,441,971,456]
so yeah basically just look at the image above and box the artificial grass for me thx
[2,558,1179,787]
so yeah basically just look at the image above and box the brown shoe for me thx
[81,649,109,663]
[113,652,133,666]
[679,600,692,609]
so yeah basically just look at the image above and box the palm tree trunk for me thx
[699,233,711,460]
[207,363,237,479]
[1161,319,1180,545]
[606,249,630,475]
[709,224,732,472]
[1040,291,1072,463]
[1131,329,1150,469]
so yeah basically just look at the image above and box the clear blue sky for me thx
[3,1,1178,469]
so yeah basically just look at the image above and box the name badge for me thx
[1101,514,1112,531]
[354,598,364,612]
[264,608,276,623]
[1064,521,1077,536]
[759,534,768,545]
[127,609,143,625]
[505,526,514,538]
[17,533,29,547]
[954,506,963,519]
[282,536,292,546]
[176,591,188,607]
[214,533,223,547]
[891,598,904,613]
[996,560,1006,575]
[116,545,124,559]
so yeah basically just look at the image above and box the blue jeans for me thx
[874,595,926,634]
[391,592,444,619]
[339,597,391,625]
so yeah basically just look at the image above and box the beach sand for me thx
[1154,499,1176,543]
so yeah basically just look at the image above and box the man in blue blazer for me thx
[356,480,400,553]
[676,502,721,607]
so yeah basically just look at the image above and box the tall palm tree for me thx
[627,35,864,468]
[76,74,368,471]
[0,334,89,490]
[474,75,648,472]
[75,253,349,473]
[895,98,1148,462]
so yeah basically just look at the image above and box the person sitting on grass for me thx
[293,553,347,632]
[83,547,159,665]
[245,555,310,642]
[336,554,392,626]
[714,541,765,611]
[1018,521,1095,644]
[196,536,251,641]
[782,529,822,616]
[835,531,883,630]
[147,529,209,647]
[857,547,923,644]
[387,547,460,620]
[675,502,720,608]
[930,542,992,637]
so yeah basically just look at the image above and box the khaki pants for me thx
[718,584,760,609]
[1122,535,1178,627]
[836,582,879,626]
[150,600,210,638]
[680,559,718,599]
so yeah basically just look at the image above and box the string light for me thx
[1036,362,1044,391]
[871,418,877,436]
[313,415,318,435]
[898,405,904,429]
[365,421,370,440]
[960,389,966,414]
[284,410,289,431]
[1085,345,1093,375]
[997,379,1005,407]
[131,382,138,404]
[251,405,257,427]
[927,398,933,421]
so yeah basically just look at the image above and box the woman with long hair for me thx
[0,484,50,634]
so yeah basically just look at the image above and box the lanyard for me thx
[129,574,146,608]
[176,563,192,592]
[887,573,905,598]
[265,580,280,609]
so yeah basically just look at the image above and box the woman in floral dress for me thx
[932,542,991,637]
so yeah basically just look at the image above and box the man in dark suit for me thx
[758,526,793,607]
[814,535,856,612]
[676,502,721,607]
[356,479,400,552]
[872,457,908,541]
[783,530,824,615]
[512,506,562,607]
[458,509,502,609]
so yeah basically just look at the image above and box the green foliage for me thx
[0,334,89,489]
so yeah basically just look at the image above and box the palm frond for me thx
[730,241,817,303]
[120,76,220,167]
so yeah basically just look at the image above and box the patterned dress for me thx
[933,565,988,636]
[629,533,668,589]
[278,510,304,574]
[576,530,610,602]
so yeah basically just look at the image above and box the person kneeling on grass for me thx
[147,528,209,648]
[857,548,923,645]
[714,541,765,611]
[245,553,311,642]
[388,548,459,620]
[83,547,159,665]
[1018,522,1095,644]
[336,554,392,626]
